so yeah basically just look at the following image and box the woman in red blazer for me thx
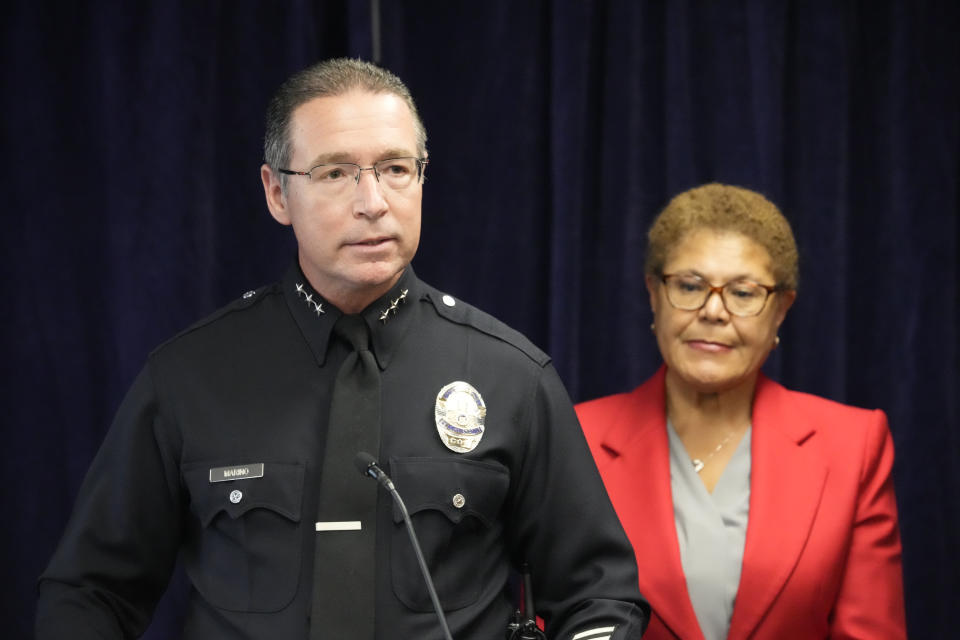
[577,184,905,640]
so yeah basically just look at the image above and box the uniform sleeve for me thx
[507,363,649,640]
[36,363,184,640]
[828,410,906,639]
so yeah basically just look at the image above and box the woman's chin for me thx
[670,363,756,396]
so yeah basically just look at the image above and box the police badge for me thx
[434,381,486,453]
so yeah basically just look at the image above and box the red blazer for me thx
[576,366,906,640]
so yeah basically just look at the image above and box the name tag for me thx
[209,463,264,483]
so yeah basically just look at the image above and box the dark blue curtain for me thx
[4,2,957,638]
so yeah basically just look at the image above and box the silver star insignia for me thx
[295,283,324,315]
[379,289,409,323]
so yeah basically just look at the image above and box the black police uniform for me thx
[37,263,649,639]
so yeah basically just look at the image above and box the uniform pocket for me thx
[388,456,509,612]
[182,460,305,612]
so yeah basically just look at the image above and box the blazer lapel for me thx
[598,368,705,640]
[727,375,828,640]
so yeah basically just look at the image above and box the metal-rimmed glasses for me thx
[659,273,783,317]
[278,157,428,197]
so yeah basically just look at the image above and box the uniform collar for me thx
[282,261,420,370]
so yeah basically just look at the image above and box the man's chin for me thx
[348,263,407,292]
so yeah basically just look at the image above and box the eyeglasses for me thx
[278,157,428,197]
[659,273,782,317]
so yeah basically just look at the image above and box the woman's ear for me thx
[645,274,660,315]
[774,289,797,328]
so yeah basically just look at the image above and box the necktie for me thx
[311,314,380,639]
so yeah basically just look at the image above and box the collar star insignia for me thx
[295,282,325,315]
[379,289,409,323]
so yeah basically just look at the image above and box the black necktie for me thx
[311,314,380,639]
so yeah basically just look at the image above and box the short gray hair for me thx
[263,58,428,191]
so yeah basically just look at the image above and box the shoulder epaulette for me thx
[421,288,551,368]
[152,283,281,353]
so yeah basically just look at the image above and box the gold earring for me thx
[650,323,656,332]
[774,335,781,346]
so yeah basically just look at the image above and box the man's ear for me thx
[261,164,291,225]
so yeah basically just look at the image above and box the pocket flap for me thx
[388,457,509,527]
[183,461,304,527]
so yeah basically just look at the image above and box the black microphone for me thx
[354,451,395,491]
[354,452,454,640]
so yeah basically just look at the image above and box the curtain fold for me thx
[4,2,956,637]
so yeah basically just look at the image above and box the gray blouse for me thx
[667,421,751,640]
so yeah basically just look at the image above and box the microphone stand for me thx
[356,453,454,640]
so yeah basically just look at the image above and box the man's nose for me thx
[353,169,388,218]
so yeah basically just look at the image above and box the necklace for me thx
[691,431,734,473]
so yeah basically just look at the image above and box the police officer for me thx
[37,58,649,640]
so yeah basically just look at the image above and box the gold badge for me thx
[435,381,486,453]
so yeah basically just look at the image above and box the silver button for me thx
[442,295,456,307]
[452,493,465,509]
[229,490,243,504]
[242,290,256,299]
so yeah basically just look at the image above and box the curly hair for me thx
[645,183,799,290]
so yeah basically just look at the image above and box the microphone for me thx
[354,452,454,640]
[354,451,395,491]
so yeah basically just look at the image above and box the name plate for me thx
[209,463,264,483]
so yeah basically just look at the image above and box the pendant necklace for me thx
[692,431,734,473]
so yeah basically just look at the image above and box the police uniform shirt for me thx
[37,263,649,639]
